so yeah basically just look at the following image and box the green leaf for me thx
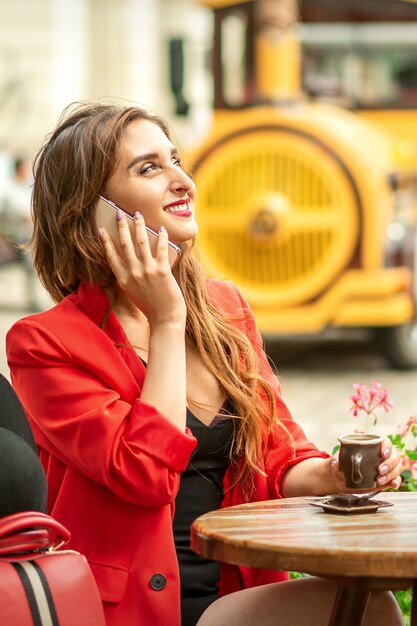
[331,445,340,455]
[394,588,413,615]
[289,571,309,580]
[389,434,405,450]
[405,450,417,460]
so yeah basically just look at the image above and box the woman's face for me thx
[105,118,198,246]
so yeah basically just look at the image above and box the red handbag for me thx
[0,511,106,625]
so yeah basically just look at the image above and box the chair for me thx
[0,373,47,514]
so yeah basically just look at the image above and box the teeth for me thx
[165,203,188,213]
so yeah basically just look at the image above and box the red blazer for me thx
[6,280,328,626]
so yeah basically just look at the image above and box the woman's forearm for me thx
[281,457,339,498]
[140,322,187,432]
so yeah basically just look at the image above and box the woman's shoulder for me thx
[8,292,82,331]
[205,278,245,308]
[6,288,99,353]
[8,283,108,336]
[205,277,254,318]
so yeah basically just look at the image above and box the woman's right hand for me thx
[100,208,189,432]
[99,210,186,329]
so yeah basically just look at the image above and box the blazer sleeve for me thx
[232,284,330,497]
[6,318,197,508]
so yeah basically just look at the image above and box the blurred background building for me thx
[1,0,417,159]
[0,0,213,159]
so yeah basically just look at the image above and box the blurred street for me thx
[0,263,416,456]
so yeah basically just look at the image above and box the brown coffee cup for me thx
[338,433,384,490]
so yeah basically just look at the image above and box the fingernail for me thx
[117,209,124,221]
[379,464,389,475]
[98,227,104,239]
[383,447,391,459]
[159,225,166,233]
[134,211,142,220]
[377,475,387,484]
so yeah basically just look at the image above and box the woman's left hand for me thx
[330,438,403,493]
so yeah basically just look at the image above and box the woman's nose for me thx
[169,167,194,192]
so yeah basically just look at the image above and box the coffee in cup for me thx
[338,433,384,490]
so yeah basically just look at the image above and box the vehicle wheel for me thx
[372,323,417,370]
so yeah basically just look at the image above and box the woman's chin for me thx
[170,224,198,246]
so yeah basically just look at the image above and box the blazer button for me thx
[150,574,166,591]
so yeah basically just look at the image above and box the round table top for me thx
[191,491,417,579]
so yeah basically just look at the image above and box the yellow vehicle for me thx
[184,0,417,368]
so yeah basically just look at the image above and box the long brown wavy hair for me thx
[31,101,290,495]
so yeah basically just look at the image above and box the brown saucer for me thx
[309,497,393,515]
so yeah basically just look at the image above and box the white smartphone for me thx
[95,195,181,269]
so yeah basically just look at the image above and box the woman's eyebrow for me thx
[126,148,177,171]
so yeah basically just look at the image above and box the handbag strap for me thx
[0,529,50,555]
[0,511,71,553]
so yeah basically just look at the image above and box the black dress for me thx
[173,403,234,626]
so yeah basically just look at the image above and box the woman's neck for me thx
[104,287,150,342]
[104,286,143,317]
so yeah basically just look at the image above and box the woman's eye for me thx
[140,163,157,174]
[173,157,182,168]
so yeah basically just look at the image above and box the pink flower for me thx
[400,415,417,438]
[349,381,393,432]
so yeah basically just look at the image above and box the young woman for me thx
[6,102,403,626]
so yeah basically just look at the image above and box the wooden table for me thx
[191,491,417,626]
